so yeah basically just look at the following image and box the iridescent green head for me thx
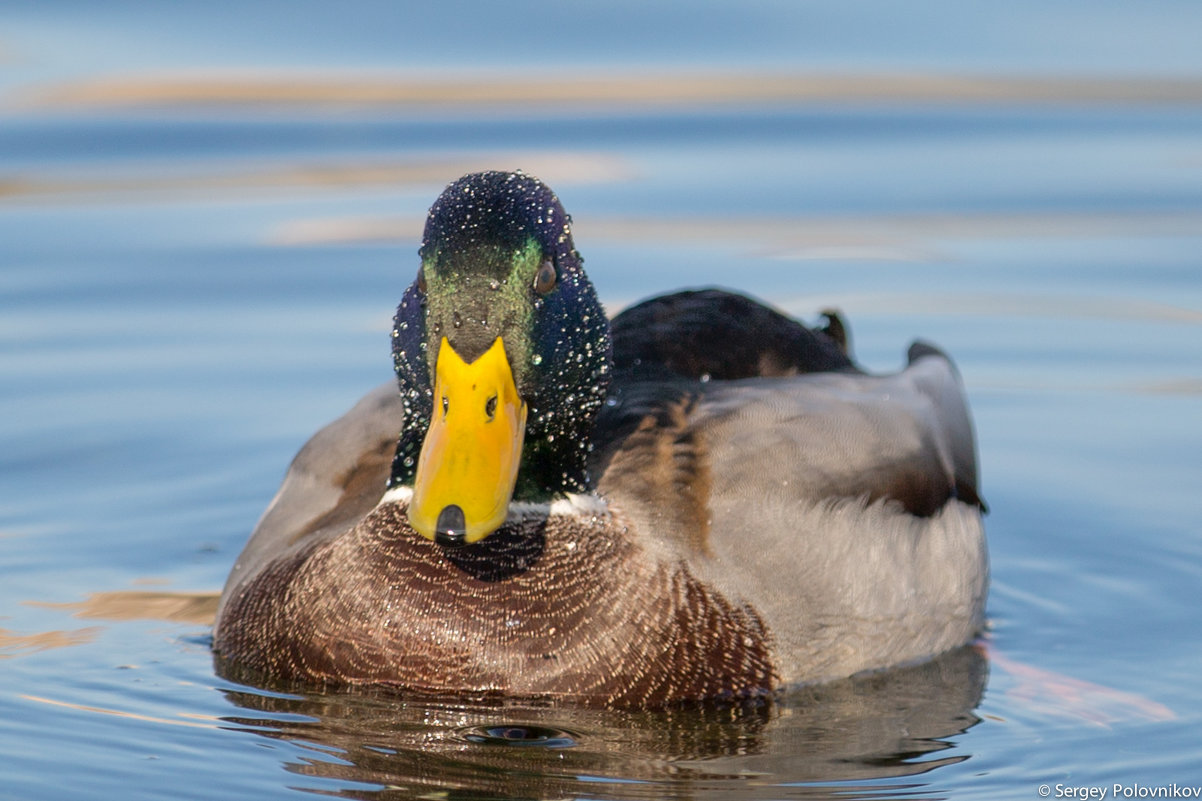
[390,171,612,546]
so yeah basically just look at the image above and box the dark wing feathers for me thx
[609,289,854,380]
[596,290,983,527]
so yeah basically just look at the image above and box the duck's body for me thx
[213,172,987,706]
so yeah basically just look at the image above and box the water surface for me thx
[2,3,1201,799]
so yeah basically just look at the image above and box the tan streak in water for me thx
[30,590,219,625]
[0,152,629,204]
[19,694,220,729]
[270,209,1202,251]
[0,626,101,658]
[21,71,1202,110]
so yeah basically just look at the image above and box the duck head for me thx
[389,171,612,548]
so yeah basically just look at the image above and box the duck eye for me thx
[533,260,557,295]
[416,268,427,293]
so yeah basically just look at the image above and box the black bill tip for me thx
[434,504,468,549]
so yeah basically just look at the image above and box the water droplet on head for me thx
[531,354,543,365]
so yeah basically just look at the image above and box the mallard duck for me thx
[213,170,987,707]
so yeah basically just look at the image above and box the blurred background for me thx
[2,2,1201,799]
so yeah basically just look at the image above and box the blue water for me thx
[3,3,1202,799]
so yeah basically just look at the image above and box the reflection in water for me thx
[983,641,1174,726]
[2,590,213,663]
[272,209,1202,249]
[460,723,580,748]
[0,153,626,205]
[20,693,218,730]
[0,625,100,658]
[24,71,1202,111]
[214,646,986,800]
[31,589,220,625]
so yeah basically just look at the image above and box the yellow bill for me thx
[408,336,528,546]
